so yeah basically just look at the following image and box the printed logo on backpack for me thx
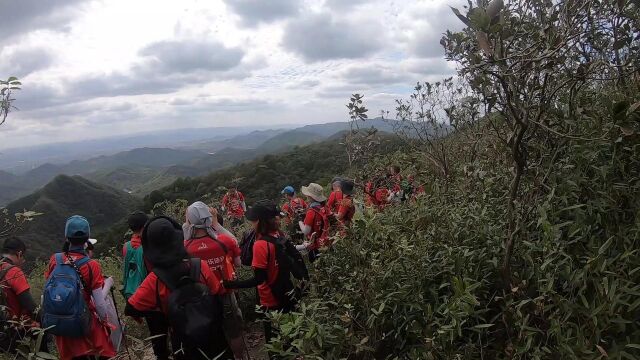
[42,253,92,337]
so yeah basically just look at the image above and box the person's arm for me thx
[125,301,147,318]
[17,290,38,321]
[299,210,314,235]
[210,207,237,241]
[224,268,267,289]
[213,223,236,241]
[126,275,159,317]
[327,192,335,211]
[7,268,38,321]
[299,221,311,235]
[233,256,241,268]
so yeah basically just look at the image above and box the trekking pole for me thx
[110,287,132,360]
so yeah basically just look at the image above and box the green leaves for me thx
[450,7,471,27]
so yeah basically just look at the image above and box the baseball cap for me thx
[245,200,281,221]
[65,215,90,239]
[281,186,295,195]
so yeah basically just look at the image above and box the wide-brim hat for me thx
[301,183,327,202]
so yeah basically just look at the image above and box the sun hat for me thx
[183,201,217,240]
[301,183,327,202]
[65,215,90,239]
[245,200,282,222]
[281,186,295,195]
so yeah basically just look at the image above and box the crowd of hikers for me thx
[0,166,423,359]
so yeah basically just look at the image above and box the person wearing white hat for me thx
[298,183,330,261]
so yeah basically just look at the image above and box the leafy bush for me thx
[266,92,640,358]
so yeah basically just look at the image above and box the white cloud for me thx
[282,10,386,62]
[0,0,462,150]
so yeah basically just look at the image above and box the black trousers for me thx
[145,312,170,360]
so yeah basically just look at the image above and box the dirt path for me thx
[134,322,267,360]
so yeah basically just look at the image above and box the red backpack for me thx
[309,206,331,249]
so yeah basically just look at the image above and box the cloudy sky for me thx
[0,0,463,149]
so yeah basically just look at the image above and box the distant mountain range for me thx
[6,175,140,260]
[0,119,399,205]
[3,119,404,260]
[0,125,291,173]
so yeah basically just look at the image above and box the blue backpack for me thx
[42,253,92,337]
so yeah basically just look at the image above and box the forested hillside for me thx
[143,133,405,210]
[6,175,140,260]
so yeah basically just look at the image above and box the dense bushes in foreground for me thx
[268,103,640,358]
[264,0,640,358]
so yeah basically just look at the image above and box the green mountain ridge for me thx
[143,132,404,210]
[6,174,140,260]
[0,119,402,205]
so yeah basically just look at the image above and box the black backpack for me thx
[263,235,309,308]
[240,229,256,266]
[153,259,224,351]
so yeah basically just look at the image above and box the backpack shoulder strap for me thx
[54,253,64,268]
[209,235,229,254]
[75,256,91,267]
[189,258,201,282]
[0,264,15,283]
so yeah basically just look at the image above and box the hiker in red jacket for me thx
[223,200,308,356]
[297,183,330,261]
[125,216,231,360]
[326,177,344,215]
[335,179,356,229]
[44,215,116,360]
[222,185,246,227]
[281,186,308,225]
[183,201,247,360]
[365,176,391,210]
[0,237,46,354]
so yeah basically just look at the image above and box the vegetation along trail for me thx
[1,0,639,358]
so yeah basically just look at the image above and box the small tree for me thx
[441,0,640,286]
[392,78,483,180]
[345,94,380,170]
[1,76,21,127]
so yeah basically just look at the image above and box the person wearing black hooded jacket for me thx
[124,216,232,360]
